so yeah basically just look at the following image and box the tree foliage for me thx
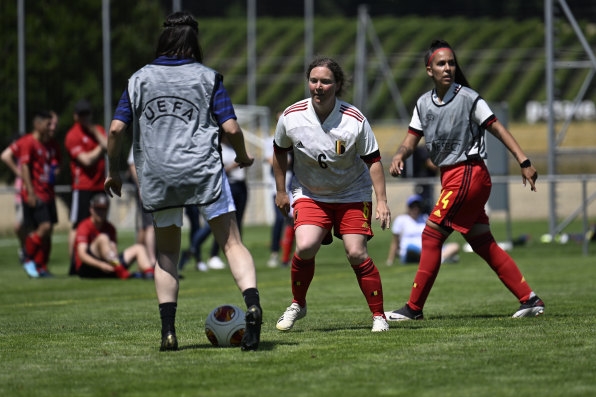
[0,0,164,182]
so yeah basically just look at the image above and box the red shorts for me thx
[429,160,491,234]
[293,198,374,239]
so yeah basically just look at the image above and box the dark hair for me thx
[306,56,346,97]
[424,39,470,88]
[156,11,203,62]
[32,110,52,121]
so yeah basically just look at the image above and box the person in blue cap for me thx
[386,194,459,266]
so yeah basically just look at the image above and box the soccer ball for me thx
[204,304,246,347]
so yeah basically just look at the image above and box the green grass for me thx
[0,221,595,397]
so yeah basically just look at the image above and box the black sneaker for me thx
[385,304,424,321]
[160,331,178,351]
[241,305,262,351]
[512,295,545,318]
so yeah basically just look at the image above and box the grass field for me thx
[0,221,595,397]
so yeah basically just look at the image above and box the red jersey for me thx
[17,134,59,203]
[65,122,106,190]
[74,217,117,271]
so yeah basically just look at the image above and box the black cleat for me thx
[385,304,424,321]
[241,305,262,351]
[512,295,545,318]
[160,331,178,351]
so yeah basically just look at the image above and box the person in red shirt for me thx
[2,111,59,264]
[64,99,107,275]
[19,110,61,278]
[74,193,155,279]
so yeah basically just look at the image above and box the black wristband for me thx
[520,159,531,168]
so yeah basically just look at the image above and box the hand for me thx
[104,175,122,198]
[275,191,291,216]
[389,155,405,177]
[375,201,391,230]
[26,193,37,207]
[234,155,254,168]
[521,166,538,192]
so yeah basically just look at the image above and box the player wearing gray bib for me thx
[387,40,544,321]
[105,11,262,352]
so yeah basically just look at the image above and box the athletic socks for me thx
[159,302,177,337]
[466,231,533,302]
[25,232,43,270]
[408,226,447,311]
[242,288,261,311]
[280,225,295,264]
[351,258,384,317]
[290,254,315,307]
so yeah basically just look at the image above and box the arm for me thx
[74,145,104,167]
[386,233,401,266]
[368,161,391,230]
[272,149,290,215]
[220,118,254,168]
[76,242,115,273]
[486,120,537,192]
[1,147,19,177]
[20,163,36,207]
[104,119,128,197]
[390,133,422,176]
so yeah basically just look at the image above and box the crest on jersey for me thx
[335,140,346,155]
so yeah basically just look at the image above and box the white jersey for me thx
[274,98,379,203]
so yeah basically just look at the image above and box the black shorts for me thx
[23,199,58,228]
[70,190,102,228]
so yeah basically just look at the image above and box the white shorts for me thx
[152,174,236,228]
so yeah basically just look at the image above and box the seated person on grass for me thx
[73,193,154,279]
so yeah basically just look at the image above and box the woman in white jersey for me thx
[386,39,544,321]
[272,57,392,333]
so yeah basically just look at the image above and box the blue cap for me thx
[406,194,424,207]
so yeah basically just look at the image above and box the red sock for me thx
[39,237,52,272]
[290,254,315,307]
[466,232,532,302]
[408,227,446,311]
[280,226,295,264]
[351,258,384,317]
[114,265,130,280]
[25,232,42,264]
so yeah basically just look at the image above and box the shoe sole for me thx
[384,311,423,321]
[276,314,306,331]
[512,307,545,318]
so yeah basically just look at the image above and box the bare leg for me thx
[208,212,256,291]
[154,225,181,304]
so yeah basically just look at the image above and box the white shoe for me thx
[267,253,280,268]
[371,316,389,332]
[276,302,306,331]
[196,261,208,272]
[23,260,39,278]
[207,256,225,270]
